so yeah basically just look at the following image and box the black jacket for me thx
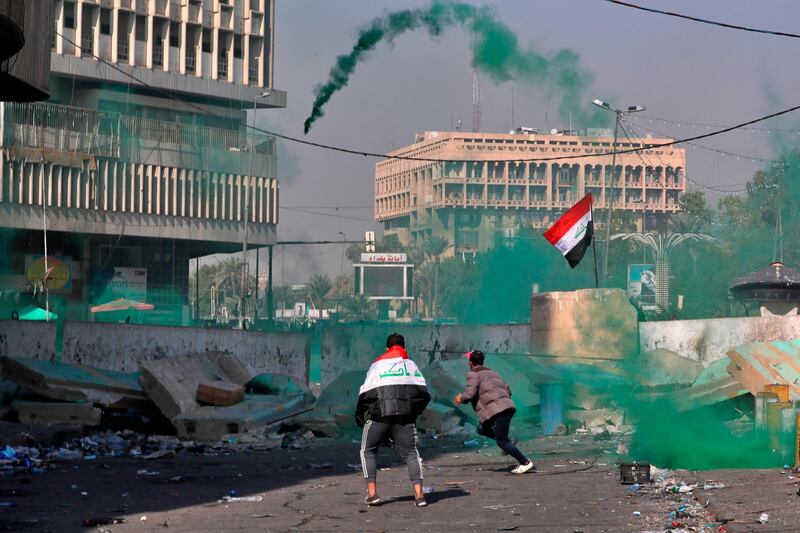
[354,347,430,427]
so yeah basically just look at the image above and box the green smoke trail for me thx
[304,1,604,134]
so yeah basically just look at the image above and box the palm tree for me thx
[213,256,255,317]
[270,284,293,316]
[421,236,450,318]
[611,232,714,310]
[307,273,333,310]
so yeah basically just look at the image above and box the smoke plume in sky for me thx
[303,1,605,134]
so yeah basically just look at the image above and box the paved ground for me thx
[0,432,797,532]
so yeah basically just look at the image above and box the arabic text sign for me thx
[360,253,407,263]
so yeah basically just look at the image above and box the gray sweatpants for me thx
[359,419,423,483]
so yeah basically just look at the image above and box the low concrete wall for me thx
[321,323,530,386]
[639,316,800,365]
[0,321,310,383]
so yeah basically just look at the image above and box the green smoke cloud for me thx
[304,1,604,134]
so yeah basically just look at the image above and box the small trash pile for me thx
[0,425,323,478]
[625,465,727,532]
[0,353,315,442]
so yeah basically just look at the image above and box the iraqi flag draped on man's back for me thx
[543,193,594,268]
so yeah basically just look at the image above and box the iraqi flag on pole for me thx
[543,193,594,268]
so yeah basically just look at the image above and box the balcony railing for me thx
[186,51,196,73]
[153,44,164,67]
[0,103,279,226]
[81,35,94,57]
[117,40,129,61]
[1,101,276,157]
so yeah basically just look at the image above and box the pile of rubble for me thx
[0,352,314,442]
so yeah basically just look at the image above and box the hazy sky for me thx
[248,0,800,284]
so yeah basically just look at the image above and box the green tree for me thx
[421,236,450,318]
[675,191,713,231]
[307,273,333,310]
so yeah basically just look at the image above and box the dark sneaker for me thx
[415,496,428,507]
[364,495,381,506]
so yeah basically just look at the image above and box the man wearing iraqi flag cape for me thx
[543,193,595,270]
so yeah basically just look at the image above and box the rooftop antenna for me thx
[472,69,481,132]
[510,85,515,131]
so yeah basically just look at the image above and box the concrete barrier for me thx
[321,323,530,386]
[531,289,638,359]
[639,315,800,365]
[0,321,310,384]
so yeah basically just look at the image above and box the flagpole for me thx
[591,202,599,288]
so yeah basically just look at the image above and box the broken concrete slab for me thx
[173,392,313,440]
[292,371,362,437]
[694,358,734,386]
[531,289,638,359]
[139,353,254,420]
[727,340,800,401]
[628,349,705,388]
[673,377,750,412]
[0,356,150,409]
[416,402,462,433]
[12,400,101,426]
[424,360,479,423]
[196,382,245,407]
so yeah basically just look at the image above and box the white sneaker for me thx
[512,461,534,474]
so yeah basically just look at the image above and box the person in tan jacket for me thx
[454,350,534,474]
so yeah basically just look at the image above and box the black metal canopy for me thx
[730,262,800,302]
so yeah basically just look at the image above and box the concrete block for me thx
[531,289,638,358]
[173,392,313,441]
[196,381,245,406]
[12,400,101,426]
[139,353,254,420]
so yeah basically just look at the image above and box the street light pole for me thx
[239,90,270,328]
[592,99,646,282]
[338,231,346,277]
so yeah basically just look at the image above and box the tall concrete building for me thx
[0,0,285,322]
[375,129,686,256]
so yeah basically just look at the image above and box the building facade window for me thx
[117,13,129,60]
[100,8,111,35]
[64,2,75,28]
[233,35,242,59]
[218,45,228,77]
[135,15,146,41]
[169,22,180,47]
[202,29,212,53]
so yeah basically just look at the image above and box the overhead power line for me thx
[603,0,800,39]
[280,206,377,223]
[57,31,800,165]
[631,114,800,136]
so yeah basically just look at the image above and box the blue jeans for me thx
[477,410,529,465]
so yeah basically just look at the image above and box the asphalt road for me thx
[1,432,749,533]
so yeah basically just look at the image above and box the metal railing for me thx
[153,45,164,67]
